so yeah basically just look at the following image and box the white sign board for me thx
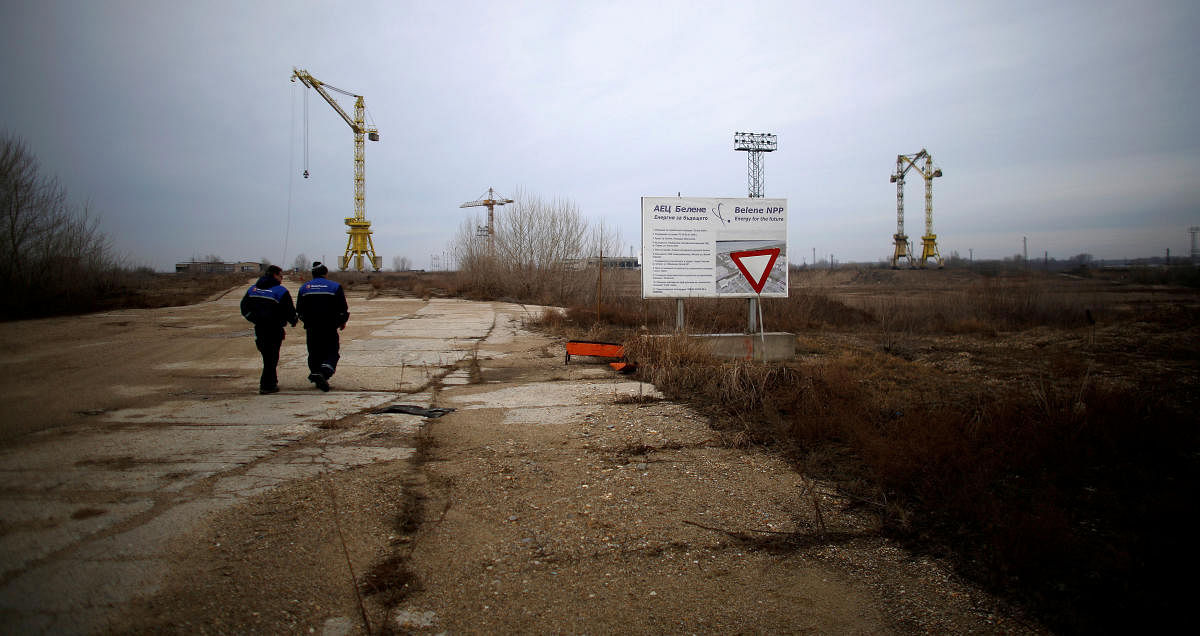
[641,197,788,298]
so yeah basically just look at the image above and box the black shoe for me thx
[308,373,330,392]
[259,386,279,395]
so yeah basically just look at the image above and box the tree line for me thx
[1,133,123,319]
[450,188,623,306]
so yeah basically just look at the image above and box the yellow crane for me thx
[291,68,382,271]
[889,149,943,269]
[460,187,513,256]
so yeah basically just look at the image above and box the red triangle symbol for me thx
[729,248,780,294]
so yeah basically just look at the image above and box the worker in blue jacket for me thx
[296,262,349,392]
[240,265,297,394]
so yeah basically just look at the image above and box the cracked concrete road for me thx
[0,279,543,633]
[0,281,1040,635]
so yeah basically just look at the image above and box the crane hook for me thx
[303,169,309,179]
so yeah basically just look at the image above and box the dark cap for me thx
[311,261,328,277]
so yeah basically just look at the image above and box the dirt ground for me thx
[109,320,1043,634]
[8,269,1195,633]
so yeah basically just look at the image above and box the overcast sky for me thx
[2,0,1197,270]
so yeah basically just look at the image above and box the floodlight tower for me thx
[734,132,777,197]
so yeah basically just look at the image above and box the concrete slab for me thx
[102,392,395,426]
[155,359,261,370]
[72,499,230,560]
[501,405,597,426]
[0,294,513,632]
[660,332,797,361]
[0,557,167,612]
[448,381,661,409]
[334,349,470,367]
[328,414,425,439]
[441,369,473,386]
[0,499,155,577]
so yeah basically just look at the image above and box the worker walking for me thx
[240,265,297,395]
[297,261,349,392]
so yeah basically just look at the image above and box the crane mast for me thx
[918,152,943,268]
[291,68,382,272]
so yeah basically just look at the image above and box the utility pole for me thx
[596,245,603,323]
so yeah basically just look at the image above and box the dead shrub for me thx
[964,277,1093,329]
[526,306,567,331]
[625,327,1196,633]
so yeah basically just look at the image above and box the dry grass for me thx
[74,260,1198,632]
[624,335,1194,633]
[530,266,1200,634]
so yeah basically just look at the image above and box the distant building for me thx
[175,261,264,274]
[568,256,640,270]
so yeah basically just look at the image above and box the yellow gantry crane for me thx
[889,149,943,269]
[291,68,382,271]
[460,187,513,256]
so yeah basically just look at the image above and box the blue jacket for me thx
[240,275,297,328]
[297,277,349,329]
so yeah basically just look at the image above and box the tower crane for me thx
[889,149,943,269]
[291,68,382,272]
[460,187,513,257]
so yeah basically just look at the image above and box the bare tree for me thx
[1,133,118,319]
[292,253,309,272]
[393,255,412,271]
[449,188,620,305]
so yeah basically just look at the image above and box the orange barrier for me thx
[565,341,635,374]
[565,341,624,360]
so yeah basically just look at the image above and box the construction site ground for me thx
[0,279,1041,634]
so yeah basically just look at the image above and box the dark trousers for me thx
[254,326,284,389]
[305,328,340,379]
